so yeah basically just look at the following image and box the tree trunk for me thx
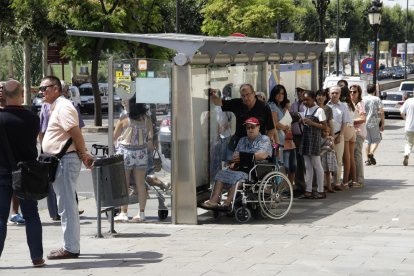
[70,60,76,84]
[23,39,31,106]
[91,53,102,126]
[42,36,48,77]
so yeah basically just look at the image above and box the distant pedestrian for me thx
[350,84,366,187]
[363,84,384,166]
[400,96,414,166]
[0,79,45,267]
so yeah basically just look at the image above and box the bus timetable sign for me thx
[360,58,375,74]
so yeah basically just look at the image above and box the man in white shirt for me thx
[327,86,352,190]
[400,97,414,166]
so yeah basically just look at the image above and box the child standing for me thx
[320,128,338,193]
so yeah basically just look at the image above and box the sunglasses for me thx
[350,90,358,94]
[39,84,55,92]
[246,125,257,130]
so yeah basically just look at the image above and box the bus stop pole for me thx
[171,63,198,224]
[108,56,114,155]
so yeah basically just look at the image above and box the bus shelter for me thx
[67,30,326,225]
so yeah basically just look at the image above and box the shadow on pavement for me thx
[198,178,408,225]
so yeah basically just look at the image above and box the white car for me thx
[78,83,122,114]
[382,91,412,118]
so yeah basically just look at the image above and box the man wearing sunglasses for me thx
[39,76,94,260]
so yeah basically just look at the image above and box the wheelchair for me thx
[200,160,293,223]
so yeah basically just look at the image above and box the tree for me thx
[49,0,126,126]
[201,0,297,37]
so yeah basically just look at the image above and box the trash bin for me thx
[92,154,128,208]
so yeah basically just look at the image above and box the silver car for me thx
[382,91,412,118]
[158,115,171,158]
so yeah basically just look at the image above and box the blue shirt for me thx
[235,134,272,157]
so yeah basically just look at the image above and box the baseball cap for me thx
[243,117,260,125]
[296,85,308,91]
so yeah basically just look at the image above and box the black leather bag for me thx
[12,160,50,200]
[37,153,60,182]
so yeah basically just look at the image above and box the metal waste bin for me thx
[92,154,128,208]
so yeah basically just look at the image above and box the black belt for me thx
[66,151,77,155]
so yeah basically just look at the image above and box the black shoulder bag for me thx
[0,117,49,200]
[38,138,72,182]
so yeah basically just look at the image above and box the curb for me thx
[82,125,109,133]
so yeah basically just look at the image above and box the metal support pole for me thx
[96,166,103,238]
[405,0,409,80]
[373,27,379,86]
[176,0,180,33]
[108,56,114,155]
[336,0,340,76]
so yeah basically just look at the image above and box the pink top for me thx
[353,101,366,138]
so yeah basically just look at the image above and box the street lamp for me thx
[368,0,382,86]
[312,0,330,89]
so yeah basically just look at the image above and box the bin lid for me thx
[93,154,124,167]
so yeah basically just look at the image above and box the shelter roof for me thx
[66,31,327,65]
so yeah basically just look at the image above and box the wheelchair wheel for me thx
[258,171,293,220]
[158,209,169,220]
[235,207,251,223]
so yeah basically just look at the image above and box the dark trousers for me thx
[293,134,306,192]
[0,174,43,260]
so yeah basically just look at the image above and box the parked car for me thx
[399,81,414,92]
[158,115,171,158]
[79,83,122,114]
[382,91,413,118]
[31,92,44,112]
[156,104,170,115]
[392,68,405,79]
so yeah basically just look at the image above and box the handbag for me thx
[0,119,49,200]
[152,148,162,172]
[38,138,72,182]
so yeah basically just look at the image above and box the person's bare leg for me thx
[210,181,224,203]
[134,169,147,212]
[223,184,237,206]
[10,194,19,215]
[120,169,131,214]
[369,143,379,155]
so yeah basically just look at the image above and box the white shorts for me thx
[116,144,148,170]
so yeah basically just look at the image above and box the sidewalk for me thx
[2,118,414,275]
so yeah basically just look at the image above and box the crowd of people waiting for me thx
[206,81,384,206]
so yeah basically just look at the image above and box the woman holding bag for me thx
[268,85,289,160]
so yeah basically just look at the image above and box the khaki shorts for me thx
[343,125,356,142]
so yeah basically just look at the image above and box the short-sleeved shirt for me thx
[235,134,272,157]
[268,102,286,145]
[363,94,383,129]
[400,98,414,132]
[327,101,351,133]
[42,96,79,155]
[39,103,51,134]
[222,98,274,138]
[290,100,305,135]
[354,101,367,138]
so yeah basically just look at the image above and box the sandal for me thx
[365,160,372,166]
[334,184,343,191]
[326,188,336,193]
[200,200,219,208]
[313,192,326,199]
[351,181,363,188]
[368,153,376,165]
[299,192,314,199]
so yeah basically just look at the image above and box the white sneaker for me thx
[114,212,129,222]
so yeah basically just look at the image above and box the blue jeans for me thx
[53,153,81,254]
[0,174,43,260]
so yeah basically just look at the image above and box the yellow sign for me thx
[116,71,123,77]
[116,76,131,82]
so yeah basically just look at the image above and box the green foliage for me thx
[201,0,297,37]
[11,42,43,85]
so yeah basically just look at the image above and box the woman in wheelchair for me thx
[201,117,272,209]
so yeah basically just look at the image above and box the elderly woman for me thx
[201,117,272,208]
